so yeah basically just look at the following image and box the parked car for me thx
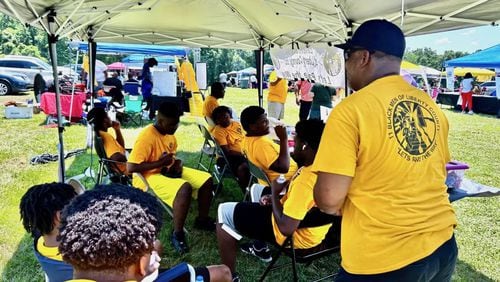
[0,72,30,95]
[480,81,496,96]
[0,55,54,86]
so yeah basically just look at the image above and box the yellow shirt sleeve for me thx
[212,126,228,146]
[128,132,154,165]
[100,131,125,158]
[312,102,359,177]
[282,179,313,220]
[255,138,280,170]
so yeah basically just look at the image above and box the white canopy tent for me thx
[1,0,498,181]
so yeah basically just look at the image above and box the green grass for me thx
[0,89,498,281]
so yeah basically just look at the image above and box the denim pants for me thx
[336,234,458,282]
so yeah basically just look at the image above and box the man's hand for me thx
[158,152,175,167]
[111,120,121,130]
[259,194,272,206]
[274,125,288,141]
[169,159,183,175]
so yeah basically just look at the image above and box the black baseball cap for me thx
[335,19,406,59]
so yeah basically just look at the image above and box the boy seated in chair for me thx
[58,184,232,282]
[87,107,127,174]
[127,102,216,254]
[216,119,331,281]
[211,106,249,191]
[203,82,225,128]
[19,182,78,281]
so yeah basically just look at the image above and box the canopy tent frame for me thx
[2,0,499,181]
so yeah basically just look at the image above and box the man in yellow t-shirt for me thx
[313,20,457,281]
[240,106,297,184]
[267,71,288,120]
[87,107,127,174]
[211,105,249,191]
[127,102,215,254]
[217,120,336,279]
[20,183,77,281]
[202,82,225,126]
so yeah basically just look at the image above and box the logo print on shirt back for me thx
[390,98,439,162]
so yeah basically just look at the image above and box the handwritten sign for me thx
[270,47,345,87]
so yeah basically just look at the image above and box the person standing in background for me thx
[141,58,158,119]
[459,72,475,114]
[219,72,227,89]
[295,78,313,121]
[267,71,288,120]
[309,81,335,120]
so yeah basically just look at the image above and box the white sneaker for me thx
[468,111,474,115]
[461,111,466,114]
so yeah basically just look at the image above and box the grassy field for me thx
[0,88,498,281]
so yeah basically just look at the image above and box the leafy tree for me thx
[405,48,470,70]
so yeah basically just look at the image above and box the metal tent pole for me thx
[68,48,80,120]
[47,10,65,182]
[256,37,265,108]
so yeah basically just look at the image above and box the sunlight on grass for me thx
[0,89,498,281]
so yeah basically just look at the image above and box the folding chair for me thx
[260,207,342,282]
[94,136,179,228]
[244,159,272,200]
[123,95,144,127]
[211,138,239,197]
[196,122,216,172]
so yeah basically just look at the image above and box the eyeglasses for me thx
[344,47,374,60]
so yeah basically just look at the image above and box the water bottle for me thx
[277,174,286,184]
[195,275,204,282]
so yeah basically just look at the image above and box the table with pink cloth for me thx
[40,92,86,118]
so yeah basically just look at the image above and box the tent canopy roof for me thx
[445,44,500,68]
[2,0,499,49]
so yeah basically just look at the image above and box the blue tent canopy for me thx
[445,44,500,68]
[72,41,189,56]
[122,54,175,63]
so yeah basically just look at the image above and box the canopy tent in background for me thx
[2,0,498,182]
[442,67,495,82]
[107,62,126,70]
[122,54,175,64]
[73,41,188,56]
[445,44,500,69]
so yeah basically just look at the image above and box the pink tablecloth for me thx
[40,92,86,118]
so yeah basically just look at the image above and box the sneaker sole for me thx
[240,248,272,263]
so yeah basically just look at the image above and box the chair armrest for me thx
[133,172,151,191]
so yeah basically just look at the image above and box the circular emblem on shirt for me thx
[387,96,440,162]
[323,50,343,77]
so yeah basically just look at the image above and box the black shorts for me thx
[233,202,276,244]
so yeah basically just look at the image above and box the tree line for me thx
[0,14,476,85]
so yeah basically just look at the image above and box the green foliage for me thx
[404,48,470,70]
[0,15,72,65]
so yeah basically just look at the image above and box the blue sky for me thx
[406,25,500,54]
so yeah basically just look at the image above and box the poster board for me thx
[196,62,207,90]
[152,70,176,97]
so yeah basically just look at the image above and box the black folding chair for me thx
[260,207,342,282]
[211,138,240,197]
[196,122,216,172]
[244,159,272,201]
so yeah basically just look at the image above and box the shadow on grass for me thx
[454,259,495,281]
[2,234,44,282]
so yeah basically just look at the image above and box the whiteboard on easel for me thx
[152,70,176,97]
[196,62,207,90]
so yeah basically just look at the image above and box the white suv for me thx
[0,55,54,86]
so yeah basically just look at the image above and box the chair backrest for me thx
[125,95,143,113]
[247,159,271,187]
[198,122,215,142]
[123,82,140,95]
[94,135,129,184]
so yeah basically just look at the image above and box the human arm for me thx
[270,179,300,236]
[269,125,290,173]
[313,172,351,215]
[111,121,125,148]
[127,152,175,173]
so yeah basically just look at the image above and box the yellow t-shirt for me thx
[268,78,288,104]
[212,120,244,153]
[312,75,457,274]
[202,95,219,119]
[178,61,200,93]
[242,136,297,183]
[99,130,126,173]
[272,166,331,248]
[37,237,63,261]
[128,125,177,179]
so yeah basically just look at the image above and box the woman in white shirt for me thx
[460,72,475,114]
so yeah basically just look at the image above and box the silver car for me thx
[0,55,54,86]
[480,81,496,96]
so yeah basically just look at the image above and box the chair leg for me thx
[291,240,298,282]
[97,162,104,184]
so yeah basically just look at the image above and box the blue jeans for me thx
[336,235,457,282]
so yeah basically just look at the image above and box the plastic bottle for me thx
[277,174,286,184]
[195,275,204,282]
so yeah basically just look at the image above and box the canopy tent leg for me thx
[47,11,65,182]
[68,49,80,120]
[256,37,265,108]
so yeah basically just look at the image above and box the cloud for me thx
[461,29,476,36]
[471,41,479,46]
[435,37,451,45]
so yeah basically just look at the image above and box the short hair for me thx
[464,72,473,79]
[240,106,265,132]
[212,105,231,122]
[211,82,224,97]
[158,102,181,120]
[20,182,77,236]
[295,119,325,151]
[87,107,107,131]
[58,184,163,271]
[147,58,158,66]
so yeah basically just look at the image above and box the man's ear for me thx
[54,211,62,225]
[138,254,150,277]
